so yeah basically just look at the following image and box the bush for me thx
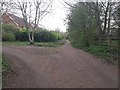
[15,30,28,41]
[51,31,65,40]
[35,30,57,42]
[2,33,15,41]
[85,45,109,56]
[2,24,18,33]
[2,24,17,41]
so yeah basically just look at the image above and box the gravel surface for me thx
[2,41,118,88]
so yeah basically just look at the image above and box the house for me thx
[2,13,41,29]
[2,13,27,28]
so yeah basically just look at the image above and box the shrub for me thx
[15,30,28,41]
[2,24,18,33]
[51,31,65,40]
[2,33,15,41]
[35,31,57,42]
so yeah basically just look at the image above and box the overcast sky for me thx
[39,0,69,32]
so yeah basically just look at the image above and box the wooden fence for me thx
[98,35,118,46]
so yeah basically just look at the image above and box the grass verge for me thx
[72,42,118,64]
[2,56,9,72]
[3,39,66,47]
[84,45,118,64]
[2,41,30,46]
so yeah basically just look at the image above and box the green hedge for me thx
[2,24,18,33]
[2,33,15,41]
[35,31,57,42]
[15,31,28,41]
[2,24,17,41]
[2,24,65,42]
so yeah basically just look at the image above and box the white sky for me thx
[39,0,69,32]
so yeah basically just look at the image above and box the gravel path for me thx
[2,41,118,88]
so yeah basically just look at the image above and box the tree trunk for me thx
[28,32,31,41]
[31,31,35,45]
[107,3,112,34]
[28,30,34,45]
[95,2,102,36]
[103,2,109,35]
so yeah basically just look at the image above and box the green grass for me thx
[83,45,118,64]
[36,39,66,47]
[0,55,9,72]
[83,45,111,59]
[71,41,118,64]
[36,42,60,47]
[3,41,30,46]
[2,39,66,47]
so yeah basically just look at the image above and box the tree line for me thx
[0,0,53,44]
[66,1,120,48]
[65,1,119,63]
[2,24,65,42]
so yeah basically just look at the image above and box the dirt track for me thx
[2,41,118,88]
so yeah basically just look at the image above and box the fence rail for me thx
[99,36,119,40]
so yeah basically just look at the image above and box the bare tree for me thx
[13,0,53,44]
[63,0,120,36]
